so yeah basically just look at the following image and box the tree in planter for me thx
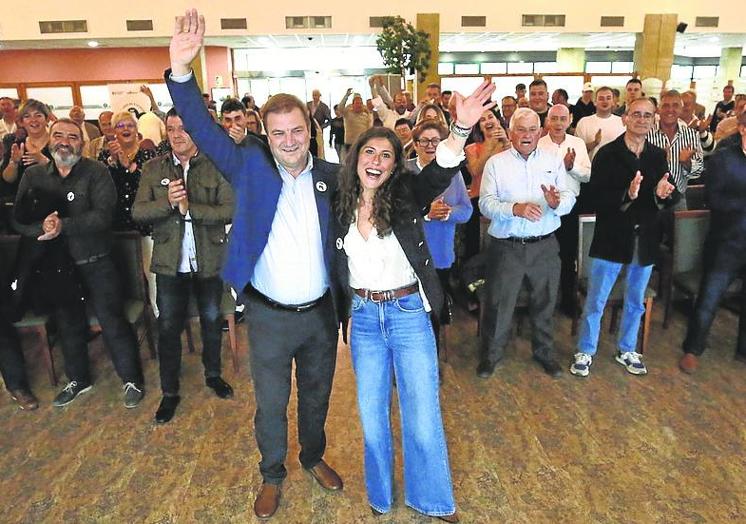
[375,16,431,84]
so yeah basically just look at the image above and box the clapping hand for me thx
[679,147,694,165]
[428,198,452,221]
[541,184,561,209]
[628,170,643,200]
[170,9,206,76]
[451,79,496,130]
[168,179,189,215]
[38,211,62,241]
[563,148,576,171]
[513,203,543,222]
[656,173,675,199]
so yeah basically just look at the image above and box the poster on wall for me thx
[108,84,151,115]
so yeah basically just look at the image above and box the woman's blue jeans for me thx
[577,257,653,355]
[350,292,456,516]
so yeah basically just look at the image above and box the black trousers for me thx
[683,239,746,357]
[156,273,223,395]
[244,291,338,484]
[0,318,28,391]
[463,197,482,262]
[55,256,144,386]
[556,212,579,310]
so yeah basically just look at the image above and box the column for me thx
[416,13,440,102]
[718,47,743,85]
[632,14,678,81]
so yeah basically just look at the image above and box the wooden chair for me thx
[87,231,156,359]
[0,234,57,385]
[571,215,656,354]
[685,184,707,210]
[184,289,240,373]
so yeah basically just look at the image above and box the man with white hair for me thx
[307,89,331,129]
[538,104,591,314]
[477,107,576,378]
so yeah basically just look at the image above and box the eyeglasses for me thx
[417,137,441,147]
[628,111,655,121]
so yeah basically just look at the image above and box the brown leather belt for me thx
[353,283,419,303]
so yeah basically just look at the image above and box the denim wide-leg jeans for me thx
[350,292,456,516]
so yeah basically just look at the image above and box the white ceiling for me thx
[1,32,745,58]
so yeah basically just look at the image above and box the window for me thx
[533,62,559,73]
[507,62,533,74]
[438,63,454,75]
[454,63,480,75]
[692,65,718,79]
[480,63,506,75]
[611,62,634,74]
[585,62,612,74]
[671,65,694,81]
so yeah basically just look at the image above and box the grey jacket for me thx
[132,152,234,277]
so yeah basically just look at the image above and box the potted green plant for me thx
[375,16,431,83]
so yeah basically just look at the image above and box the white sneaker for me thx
[570,353,593,377]
[615,351,648,375]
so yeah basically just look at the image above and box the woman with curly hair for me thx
[334,79,495,521]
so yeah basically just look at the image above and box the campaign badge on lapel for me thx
[160,178,170,186]
[316,181,327,193]
[66,191,75,202]
[336,238,343,250]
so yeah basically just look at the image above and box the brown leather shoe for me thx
[253,483,281,519]
[306,460,343,491]
[438,512,460,523]
[679,353,699,374]
[10,389,39,410]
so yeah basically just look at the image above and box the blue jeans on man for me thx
[349,292,456,517]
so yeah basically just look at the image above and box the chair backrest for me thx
[672,210,710,275]
[110,231,147,302]
[576,214,597,281]
[686,184,707,210]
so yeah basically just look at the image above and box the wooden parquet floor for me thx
[1,303,745,523]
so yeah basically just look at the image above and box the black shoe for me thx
[534,356,563,378]
[476,359,496,378]
[206,377,234,399]
[155,395,180,424]
[53,381,92,407]
[234,310,245,324]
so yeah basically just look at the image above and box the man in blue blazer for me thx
[168,9,344,519]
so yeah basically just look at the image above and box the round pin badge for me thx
[335,238,343,250]
[66,191,75,202]
[316,181,327,192]
[160,178,170,186]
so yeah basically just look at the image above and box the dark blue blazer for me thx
[165,71,342,313]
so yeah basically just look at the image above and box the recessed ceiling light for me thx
[87,40,99,47]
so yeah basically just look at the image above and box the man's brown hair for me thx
[261,93,310,130]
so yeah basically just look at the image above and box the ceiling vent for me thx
[369,16,386,28]
[39,20,88,34]
[221,18,247,30]
[522,14,566,27]
[286,16,309,29]
[462,16,487,28]
[126,19,153,31]
[600,16,625,27]
[695,17,719,28]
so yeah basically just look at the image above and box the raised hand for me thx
[10,143,23,164]
[489,125,507,143]
[697,115,712,134]
[23,139,49,166]
[513,202,543,222]
[541,184,561,209]
[563,147,576,171]
[679,147,694,165]
[452,79,497,129]
[170,9,205,76]
[628,170,643,200]
[656,173,675,199]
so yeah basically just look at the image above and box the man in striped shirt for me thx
[646,90,703,210]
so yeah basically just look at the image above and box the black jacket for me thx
[332,160,460,320]
[586,134,679,265]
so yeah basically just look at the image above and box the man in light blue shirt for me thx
[477,108,575,378]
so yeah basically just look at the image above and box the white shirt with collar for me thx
[251,153,328,304]
[479,146,576,239]
[537,133,591,196]
[173,153,198,273]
